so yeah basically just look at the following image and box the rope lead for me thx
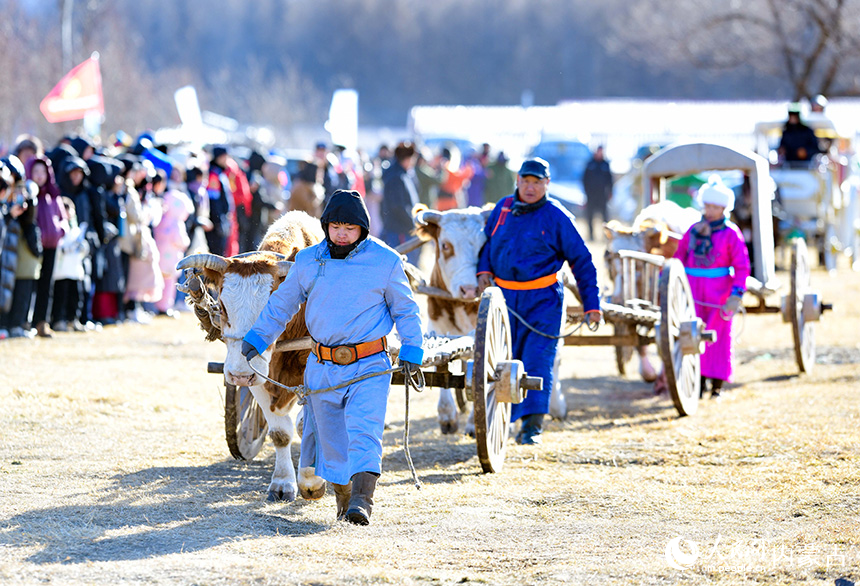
[402,366,425,490]
[246,360,425,490]
[506,306,599,339]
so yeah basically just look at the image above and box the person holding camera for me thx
[1,160,28,339]
[0,156,44,338]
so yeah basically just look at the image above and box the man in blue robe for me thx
[242,190,424,524]
[477,158,601,445]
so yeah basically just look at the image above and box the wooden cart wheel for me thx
[614,323,635,375]
[473,287,512,473]
[790,238,816,373]
[658,259,701,416]
[225,384,268,460]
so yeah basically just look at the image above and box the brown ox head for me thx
[413,204,493,300]
[179,210,323,390]
[602,201,698,303]
[178,251,293,387]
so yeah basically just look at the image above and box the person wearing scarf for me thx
[241,190,424,525]
[27,156,67,338]
[477,158,602,445]
[674,175,751,398]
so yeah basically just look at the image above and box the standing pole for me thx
[62,0,74,73]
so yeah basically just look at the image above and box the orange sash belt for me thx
[312,337,388,365]
[494,272,559,291]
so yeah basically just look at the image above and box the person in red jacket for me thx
[224,155,252,254]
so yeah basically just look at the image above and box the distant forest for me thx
[2,0,856,148]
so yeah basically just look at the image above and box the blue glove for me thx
[241,339,259,362]
[401,360,421,377]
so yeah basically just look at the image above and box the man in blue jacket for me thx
[477,158,601,445]
[241,190,424,525]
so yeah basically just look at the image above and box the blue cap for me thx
[518,157,550,179]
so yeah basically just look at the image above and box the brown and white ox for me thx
[412,206,568,434]
[603,200,701,383]
[178,211,326,503]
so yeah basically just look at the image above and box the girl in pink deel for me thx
[674,175,751,398]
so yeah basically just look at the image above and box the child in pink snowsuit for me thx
[153,178,194,315]
[674,176,751,398]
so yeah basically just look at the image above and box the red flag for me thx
[39,55,104,123]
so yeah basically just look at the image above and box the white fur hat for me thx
[697,175,734,213]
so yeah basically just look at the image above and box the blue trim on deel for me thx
[685,266,732,278]
[399,344,424,365]
[244,330,268,355]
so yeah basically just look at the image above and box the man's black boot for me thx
[345,472,378,525]
[515,413,545,445]
[333,481,352,521]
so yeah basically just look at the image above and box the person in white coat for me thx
[52,197,89,331]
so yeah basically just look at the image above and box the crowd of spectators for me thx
[0,132,280,339]
[0,132,515,341]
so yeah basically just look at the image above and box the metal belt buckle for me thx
[332,346,355,365]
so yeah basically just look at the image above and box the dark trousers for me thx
[53,279,82,323]
[1,279,36,329]
[32,247,57,324]
[585,199,608,241]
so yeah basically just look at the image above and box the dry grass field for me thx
[1,250,858,585]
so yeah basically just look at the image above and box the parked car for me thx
[528,139,592,211]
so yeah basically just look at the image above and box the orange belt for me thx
[312,336,388,366]
[494,272,559,290]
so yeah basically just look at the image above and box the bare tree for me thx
[605,0,860,99]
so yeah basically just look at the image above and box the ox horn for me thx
[414,209,443,227]
[276,261,294,277]
[176,253,230,273]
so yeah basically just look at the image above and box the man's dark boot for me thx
[345,472,378,525]
[515,413,545,445]
[332,481,352,521]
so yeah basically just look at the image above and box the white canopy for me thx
[642,142,775,285]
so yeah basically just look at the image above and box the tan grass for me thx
[0,253,858,585]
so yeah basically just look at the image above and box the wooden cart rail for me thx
[611,249,665,308]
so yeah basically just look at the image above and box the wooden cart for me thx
[205,285,542,474]
[641,142,831,378]
[563,249,714,417]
